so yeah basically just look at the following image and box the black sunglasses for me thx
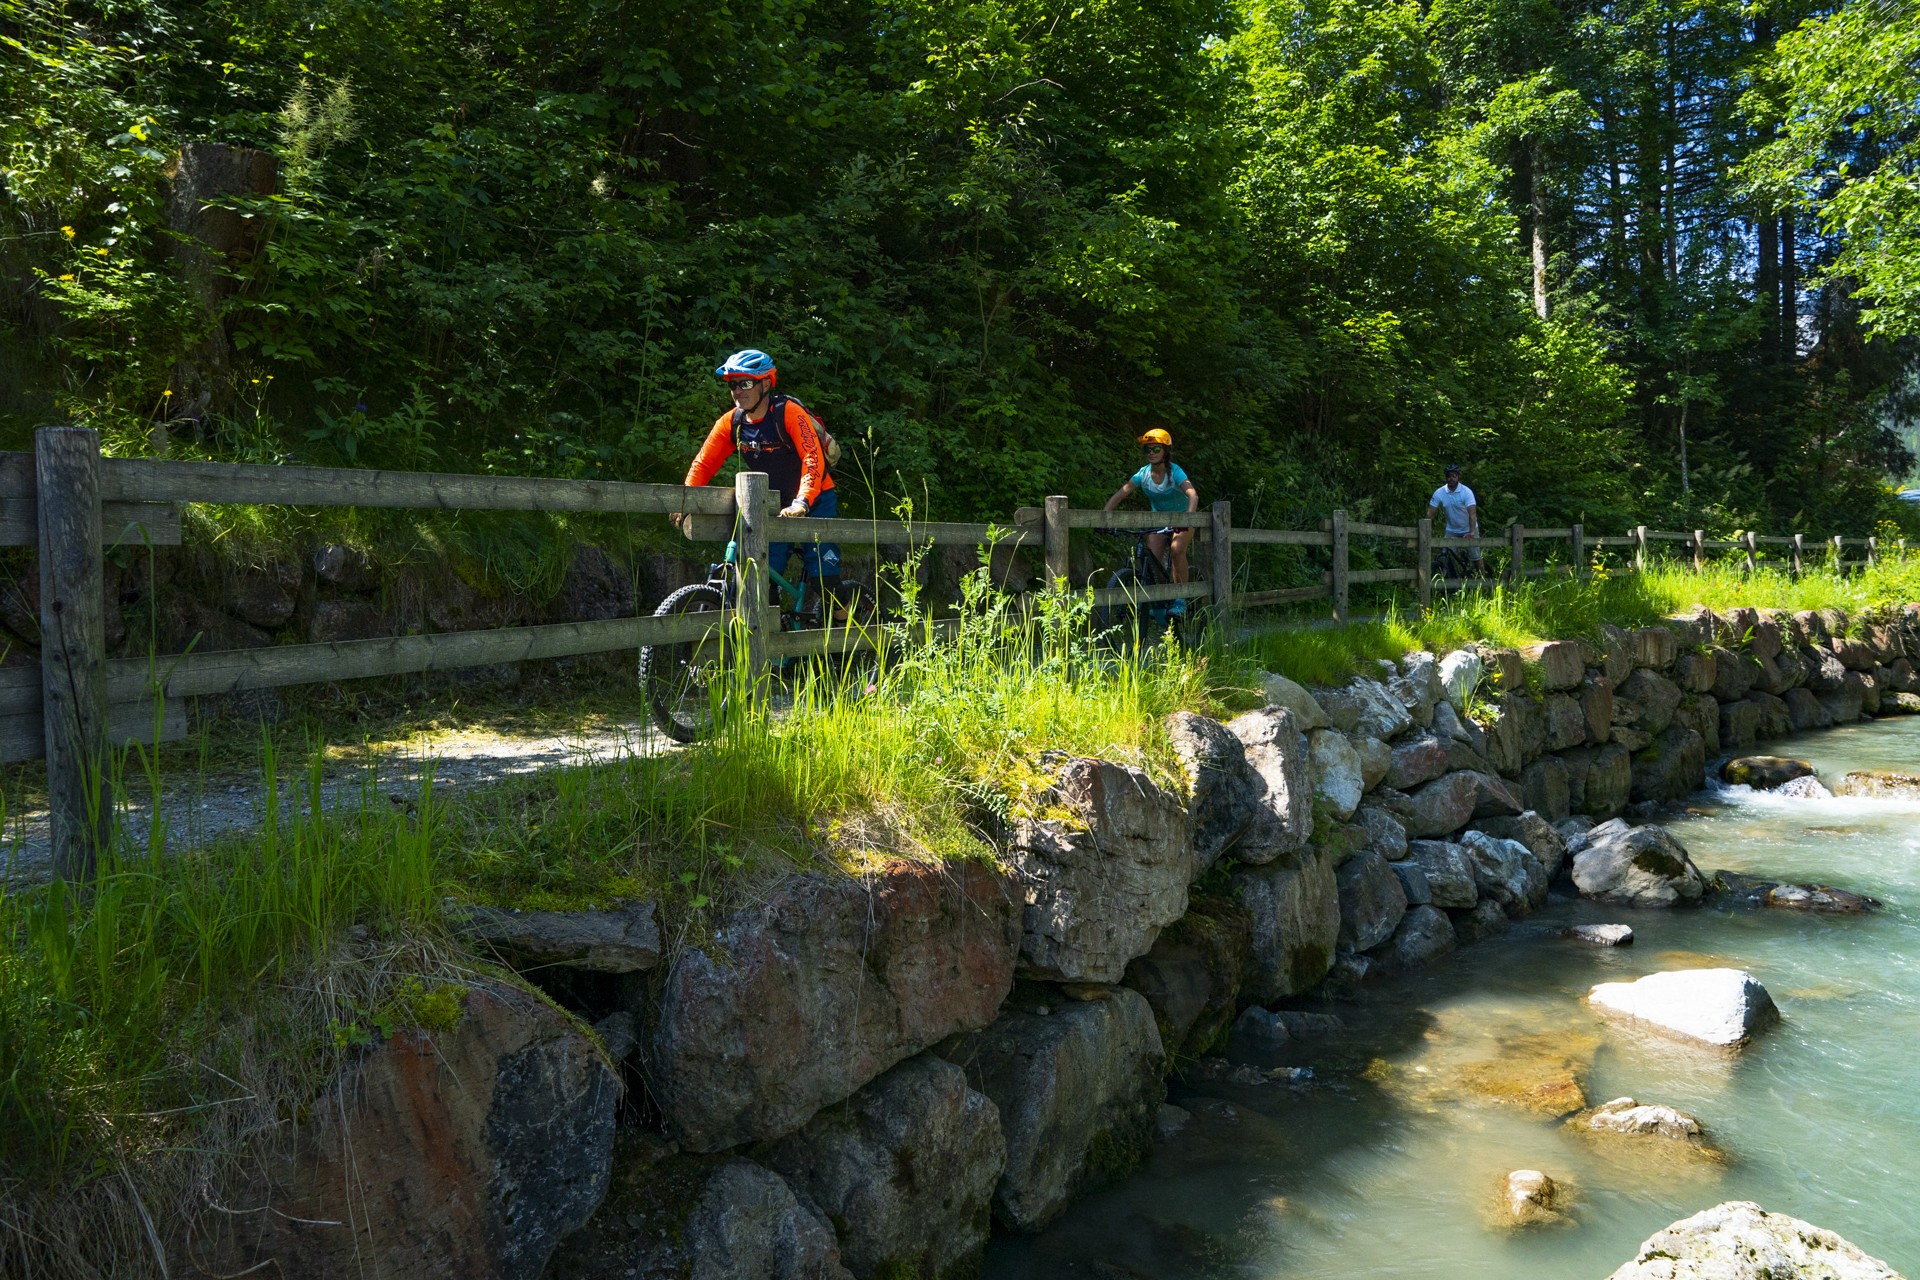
[1142,444,1166,454]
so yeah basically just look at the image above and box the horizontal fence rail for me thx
[7,425,1906,882]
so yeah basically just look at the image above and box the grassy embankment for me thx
[4,551,1918,1274]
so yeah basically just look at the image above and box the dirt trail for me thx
[2,716,675,885]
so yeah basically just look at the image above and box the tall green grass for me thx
[0,744,448,1278]
[1237,557,1920,684]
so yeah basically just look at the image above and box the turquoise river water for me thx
[982,716,1920,1279]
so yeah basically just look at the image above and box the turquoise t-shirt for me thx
[1132,462,1193,513]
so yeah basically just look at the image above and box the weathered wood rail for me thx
[10,424,1899,880]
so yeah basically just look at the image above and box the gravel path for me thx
[2,716,677,885]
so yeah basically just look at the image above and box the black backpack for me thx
[731,395,841,471]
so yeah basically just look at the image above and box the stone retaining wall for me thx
[217,602,1920,1279]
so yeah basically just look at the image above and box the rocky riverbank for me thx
[210,602,1920,1279]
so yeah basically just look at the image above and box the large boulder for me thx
[1580,673,1615,743]
[1308,729,1366,820]
[1259,672,1330,730]
[1407,840,1479,909]
[1467,768,1526,818]
[1352,735,1391,790]
[1597,623,1636,684]
[1746,691,1792,739]
[1389,651,1442,725]
[1166,712,1263,877]
[213,980,618,1280]
[1820,670,1869,723]
[1616,668,1683,735]
[761,1056,1004,1280]
[1471,811,1568,880]
[1524,640,1587,691]
[1386,732,1451,791]
[651,863,1020,1151]
[1009,757,1191,982]
[1544,692,1588,751]
[1336,851,1409,952]
[1355,805,1410,861]
[1226,707,1316,864]
[550,1152,854,1280]
[1632,626,1679,671]
[1369,904,1457,973]
[1588,968,1778,1048]
[1784,685,1835,731]
[1122,894,1251,1060]
[1230,851,1341,1000]
[1563,741,1633,819]
[1438,649,1484,712]
[1520,756,1571,823]
[1629,726,1707,805]
[1318,678,1413,740]
[454,900,661,974]
[1672,649,1717,695]
[1484,695,1546,777]
[938,988,1165,1231]
[1399,771,1480,838]
[1717,698,1761,752]
[1571,820,1707,907]
[1722,756,1813,790]
[1606,1201,1904,1280]
[1459,831,1548,915]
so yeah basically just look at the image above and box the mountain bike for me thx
[638,538,875,742]
[1094,526,1195,649]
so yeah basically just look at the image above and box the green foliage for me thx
[1747,0,1920,337]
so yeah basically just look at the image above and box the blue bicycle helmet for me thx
[716,349,778,381]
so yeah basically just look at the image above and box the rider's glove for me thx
[779,500,809,518]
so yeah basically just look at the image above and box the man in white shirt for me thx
[1427,464,1483,576]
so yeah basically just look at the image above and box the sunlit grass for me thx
[1237,554,1920,684]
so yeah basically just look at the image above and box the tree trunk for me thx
[1781,209,1797,356]
[1530,143,1549,320]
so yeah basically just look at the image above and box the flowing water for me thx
[983,717,1920,1279]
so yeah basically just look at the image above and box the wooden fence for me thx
[8,425,1899,880]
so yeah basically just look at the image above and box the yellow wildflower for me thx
[57,273,74,281]
[60,225,75,239]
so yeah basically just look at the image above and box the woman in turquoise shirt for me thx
[1101,427,1200,587]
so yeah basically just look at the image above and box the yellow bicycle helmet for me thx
[1138,428,1173,448]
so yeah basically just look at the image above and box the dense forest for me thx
[4,0,1920,537]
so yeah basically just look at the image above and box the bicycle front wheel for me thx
[639,582,729,742]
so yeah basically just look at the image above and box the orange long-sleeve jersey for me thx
[684,397,834,509]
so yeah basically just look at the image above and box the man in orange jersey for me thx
[672,349,841,614]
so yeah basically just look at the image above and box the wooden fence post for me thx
[1692,529,1705,573]
[1634,525,1649,574]
[1831,534,1845,573]
[1329,508,1349,625]
[37,425,109,882]
[1507,521,1525,585]
[1570,523,1585,580]
[1792,533,1805,577]
[1868,535,1879,568]
[1044,494,1070,588]
[734,471,773,677]
[1416,517,1433,612]
[1744,531,1758,576]
[1209,500,1233,636]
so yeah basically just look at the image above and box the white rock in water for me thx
[1606,1200,1905,1279]
[1774,774,1834,800]
[1587,1096,1702,1141]
[1497,1168,1566,1228]
[1563,923,1634,947]
[1588,968,1779,1048]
